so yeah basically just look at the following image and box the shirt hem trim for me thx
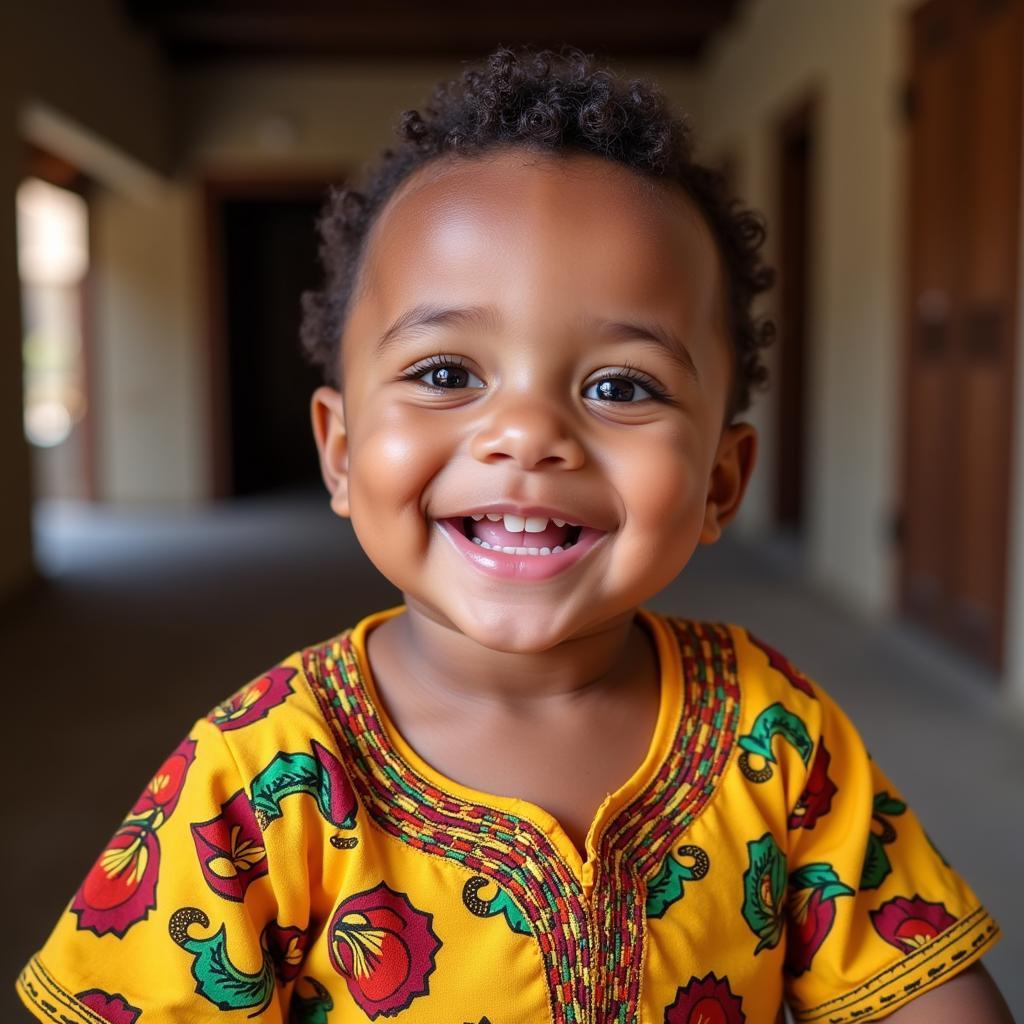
[16,954,118,1024]
[790,905,1001,1023]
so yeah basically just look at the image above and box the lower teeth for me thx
[471,539,574,556]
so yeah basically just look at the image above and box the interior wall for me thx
[174,58,701,170]
[0,0,171,603]
[691,0,916,615]
[0,82,34,605]
[92,182,206,503]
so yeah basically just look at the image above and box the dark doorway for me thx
[775,99,816,533]
[901,0,1022,671]
[206,178,337,498]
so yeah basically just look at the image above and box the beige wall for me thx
[174,58,700,170]
[92,182,206,503]
[691,0,913,615]
[0,0,170,602]
[695,0,1024,710]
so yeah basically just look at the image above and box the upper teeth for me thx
[469,513,572,533]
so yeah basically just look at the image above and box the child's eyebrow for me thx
[589,318,700,383]
[376,304,500,354]
[375,303,699,383]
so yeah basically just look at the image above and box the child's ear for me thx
[310,386,350,519]
[700,422,758,544]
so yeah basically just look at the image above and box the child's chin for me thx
[446,601,583,654]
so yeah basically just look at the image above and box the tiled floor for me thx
[5,491,1021,1021]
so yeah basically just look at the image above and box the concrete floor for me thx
[4,490,1021,1021]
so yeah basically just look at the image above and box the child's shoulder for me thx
[195,626,359,777]
[656,612,856,776]
[656,611,832,710]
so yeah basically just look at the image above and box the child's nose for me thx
[469,401,586,471]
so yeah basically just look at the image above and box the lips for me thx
[454,516,581,551]
[434,517,606,581]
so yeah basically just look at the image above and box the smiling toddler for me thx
[17,48,1010,1024]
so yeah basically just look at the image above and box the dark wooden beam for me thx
[125,0,741,62]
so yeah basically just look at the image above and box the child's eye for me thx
[583,366,670,403]
[401,355,486,391]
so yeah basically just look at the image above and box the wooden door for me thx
[204,177,341,498]
[775,99,816,532]
[902,0,1022,670]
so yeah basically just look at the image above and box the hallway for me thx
[4,491,1021,1019]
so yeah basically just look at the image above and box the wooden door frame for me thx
[774,93,818,532]
[202,169,347,500]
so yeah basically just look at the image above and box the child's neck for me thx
[373,597,652,710]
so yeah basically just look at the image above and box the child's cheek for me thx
[604,426,712,583]
[345,409,447,572]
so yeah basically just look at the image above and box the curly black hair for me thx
[300,47,774,417]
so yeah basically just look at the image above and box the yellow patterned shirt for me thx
[17,606,1001,1024]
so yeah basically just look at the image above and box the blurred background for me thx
[2,0,1023,1020]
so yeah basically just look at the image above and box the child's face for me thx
[312,150,756,652]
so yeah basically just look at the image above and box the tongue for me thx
[469,518,572,548]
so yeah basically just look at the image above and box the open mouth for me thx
[443,513,585,556]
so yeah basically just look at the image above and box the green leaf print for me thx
[169,908,276,1015]
[738,703,814,766]
[250,746,356,831]
[873,792,907,817]
[289,977,333,1024]
[462,877,532,936]
[860,832,890,890]
[645,844,710,919]
[741,833,787,954]
[859,790,907,890]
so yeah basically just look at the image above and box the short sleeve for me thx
[782,681,1001,1022]
[16,715,296,1023]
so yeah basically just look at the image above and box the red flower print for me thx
[207,665,296,731]
[131,735,196,817]
[75,990,141,1024]
[665,972,746,1023]
[262,921,310,983]
[785,864,854,976]
[788,740,838,830]
[72,737,196,937]
[748,634,816,697]
[871,896,957,954]
[191,790,268,902]
[327,883,440,1019]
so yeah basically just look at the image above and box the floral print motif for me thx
[860,792,907,889]
[737,703,813,783]
[75,990,141,1024]
[788,740,838,831]
[664,973,746,1024]
[741,833,787,954]
[747,633,816,698]
[871,895,956,954]
[262,921,310,984]
[207,666,296,731]
[72,737,197,937]
[250,740,357,832]
[646,844,710,919]
[784,864,854,976]
[289,977,334,1024]
[462,876,531,935]
[191,789,268,901]
[327,883,441,1019]
[169,906,276,1015]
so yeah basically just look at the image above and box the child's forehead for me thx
[355,149,723,331]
